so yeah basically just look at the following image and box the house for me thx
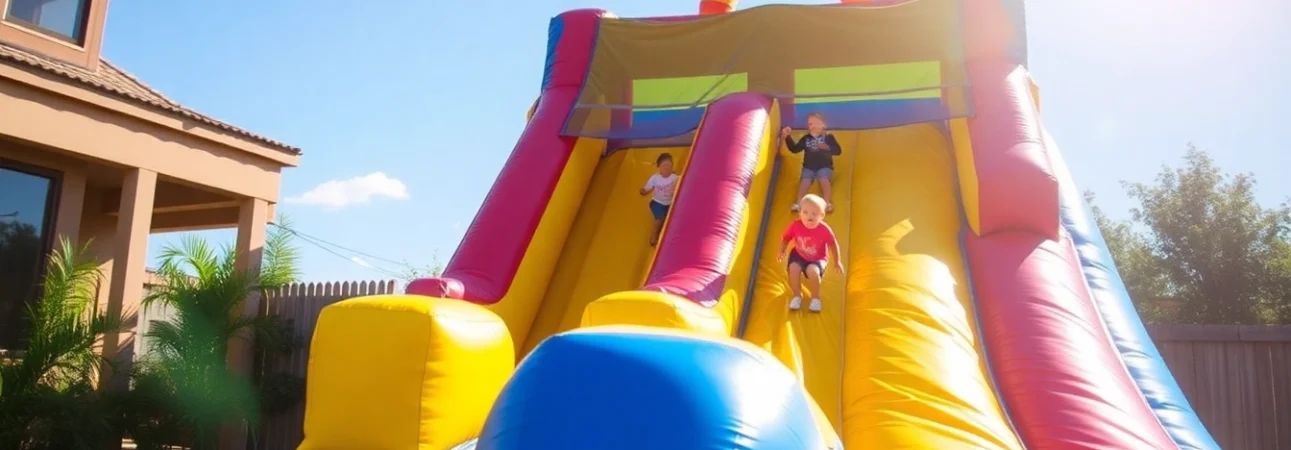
[0,0,298,418]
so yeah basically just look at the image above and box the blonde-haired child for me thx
[777,194,843,312]
[781,112,842,213]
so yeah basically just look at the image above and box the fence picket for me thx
[239,279,397,449]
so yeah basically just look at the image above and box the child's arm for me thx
[784,135,807,153]
[828,226,845,273]
[825,134,843,156]
[777,223,796,261]
[640,176,655,196]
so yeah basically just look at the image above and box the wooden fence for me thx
[238,284,1291,450]
[1149,324,1291,450]
[253,280,398,450]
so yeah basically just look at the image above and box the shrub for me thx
[0,239,121,450]
[126,222,300,450]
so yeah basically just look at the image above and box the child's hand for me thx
[781,127,791,138]
[813,142,829,150]
[776,252,785,263]
[834,264,845,275]
[639,188,649,196]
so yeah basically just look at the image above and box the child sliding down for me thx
[640,153,678,246]
[777,194,844,312]
[782,111,842,214]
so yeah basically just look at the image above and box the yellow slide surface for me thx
[742,132,856,428]
[520,147,690,355]
[742,125,1021,449]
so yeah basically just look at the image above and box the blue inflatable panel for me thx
[539,16,563,91]
[1051,138,1220,450]
[477,327,830,450]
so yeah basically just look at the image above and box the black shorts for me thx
[786,250,827,274]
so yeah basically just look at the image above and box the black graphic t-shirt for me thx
[785,133,843,171]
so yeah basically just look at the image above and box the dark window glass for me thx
[0,165,56,350]
[5,0,90,44]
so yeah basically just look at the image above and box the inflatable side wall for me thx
[955,1,1214,448]
[1049,132,1221,449]
[408,10,609,348]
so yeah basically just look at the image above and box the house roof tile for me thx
[0,42,301,155]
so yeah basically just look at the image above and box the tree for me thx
[1094,145,1291,324]
[396,251,444,283]
[1087,192,1175,323]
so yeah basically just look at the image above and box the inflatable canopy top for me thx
[555,0,1023,148]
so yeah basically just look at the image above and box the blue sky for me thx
[102,0,1289,282]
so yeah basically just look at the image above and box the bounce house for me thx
[297,0,1221,449]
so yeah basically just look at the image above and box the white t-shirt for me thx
[643,173,678,205]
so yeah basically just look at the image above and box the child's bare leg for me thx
[819,178,834,210]
[650,218,664,246]
[787,263,803,298]
[796,178,812,199]
[794,178,812,209]
[805,264,822,299]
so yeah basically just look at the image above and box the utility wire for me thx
[268,222,409,279]
[295,233,406,279]
[269,222,411,267]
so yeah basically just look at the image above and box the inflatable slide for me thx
[297,1,1221,449]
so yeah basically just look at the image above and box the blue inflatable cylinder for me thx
[477,327,830,450]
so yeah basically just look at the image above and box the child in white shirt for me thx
[639,153,678,246]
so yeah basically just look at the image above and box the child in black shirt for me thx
[781,112,842,213]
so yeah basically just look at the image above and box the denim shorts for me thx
[801,167,834,181]
[649,200,670,220]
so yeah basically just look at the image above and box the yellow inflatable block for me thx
[580,290,727,337]
[298,295,514,450]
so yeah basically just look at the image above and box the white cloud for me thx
[286,172,409,210]
[349,256,372,268]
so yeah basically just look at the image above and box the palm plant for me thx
[128,221,300,450]
[0,238,121,450]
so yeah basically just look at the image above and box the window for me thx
[617,73,749,139]
[631,73,750,112]
[790,62,956,130]
[0,164,58,350]
[794,62,943,103]
[4,0,91,44]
